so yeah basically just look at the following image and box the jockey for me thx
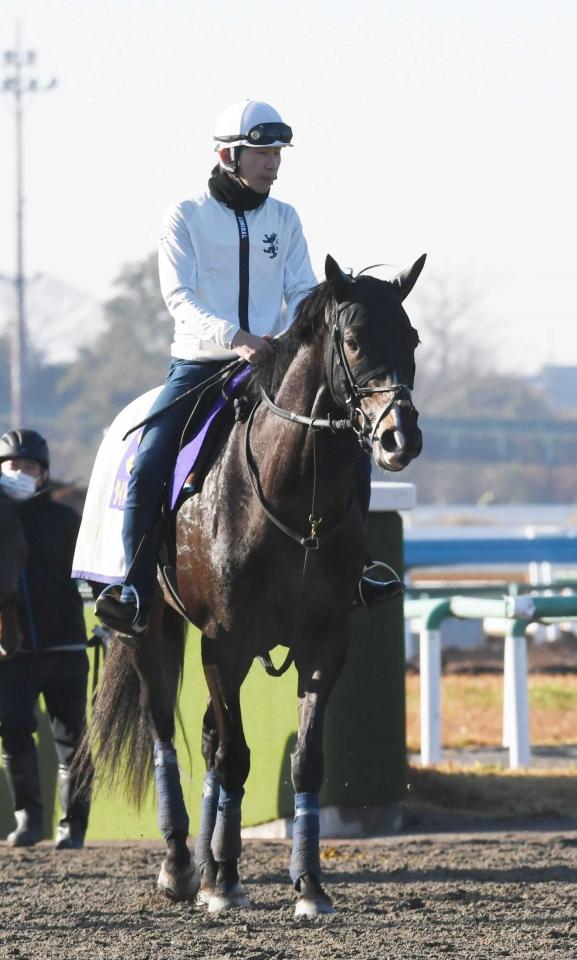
[96,99,402,643]
[0,429,92,848]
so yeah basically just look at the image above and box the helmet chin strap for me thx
[219,146,241,174]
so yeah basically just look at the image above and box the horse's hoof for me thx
[196,885,214,906]
[196,861,217,906]
[157,859,200,902]
[294,873,335,917]
[207,881,251,913]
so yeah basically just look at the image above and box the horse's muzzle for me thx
[373,424,422,472]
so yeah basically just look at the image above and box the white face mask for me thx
[0,468,38,501]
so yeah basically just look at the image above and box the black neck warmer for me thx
[208,165,269,213]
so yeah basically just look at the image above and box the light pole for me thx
[2,24,56,427]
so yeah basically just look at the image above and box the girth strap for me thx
[258,648,295,677]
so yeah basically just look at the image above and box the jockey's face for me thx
[1,458,44,487]
[236,147,282,193]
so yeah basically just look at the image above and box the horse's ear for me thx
[390,254,427,301]
[325,254,354,302]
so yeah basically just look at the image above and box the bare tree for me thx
[410,276,493,413]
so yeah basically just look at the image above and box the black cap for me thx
[0,429,50,469]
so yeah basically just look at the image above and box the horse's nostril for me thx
[380,430,398,453]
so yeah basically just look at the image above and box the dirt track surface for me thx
[2,833,577,960]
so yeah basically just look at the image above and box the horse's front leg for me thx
[201,635,252,913]
[194,699,220,904]
[291,625,350,917]
[134,604,199,902]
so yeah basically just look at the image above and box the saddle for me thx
[156,360,252,613]
[167,360,252,513]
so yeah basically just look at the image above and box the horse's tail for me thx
[77,601,187,808]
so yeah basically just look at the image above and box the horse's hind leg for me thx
[136,601,199,902]
[290,626,350,917]
[200,635,252,913]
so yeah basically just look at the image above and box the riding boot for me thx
[3,749,43,847]
[95,583,149,648]
[54,763,91,850]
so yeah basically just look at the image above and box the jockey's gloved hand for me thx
[231,330,274,363]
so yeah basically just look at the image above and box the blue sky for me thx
[1,0,576,372]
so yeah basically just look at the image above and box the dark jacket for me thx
[15,489,86,651]
[0,491,28,601]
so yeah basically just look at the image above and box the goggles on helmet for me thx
[219,122,293,147]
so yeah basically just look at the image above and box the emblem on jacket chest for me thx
[262,233,279,260]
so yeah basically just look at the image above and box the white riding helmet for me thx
[213,99,293,152]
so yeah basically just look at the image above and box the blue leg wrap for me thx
[153,741,189,840]
[211,786,244,863]
[290,792,321,885]
[194,769,220,872]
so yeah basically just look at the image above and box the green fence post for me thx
[321,484,414,832]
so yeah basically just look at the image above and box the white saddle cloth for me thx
[72,386,161,584]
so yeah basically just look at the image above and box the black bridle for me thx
[245,298,417,553]
[258,301,416,452]
[245,297,417,678]
[325,304,416,450]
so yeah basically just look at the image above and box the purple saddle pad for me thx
[169,365,251,510]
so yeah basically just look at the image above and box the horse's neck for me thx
[256,339,357,508]
[274,338,330,419]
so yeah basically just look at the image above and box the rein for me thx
[244,399,353,552]
[244,298,416,556]
[243,295,416,679]
[258,386,355,435]
[327,312,416,450]
[256,303,416,451]
[247,408,332,679]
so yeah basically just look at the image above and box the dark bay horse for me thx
[87,253,425,916]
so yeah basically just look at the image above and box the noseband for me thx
[244,297,417,556]
[258,301,416,451]
[324,303,416,450]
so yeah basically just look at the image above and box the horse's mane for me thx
[247,272,408,401]
[247,280,333,399]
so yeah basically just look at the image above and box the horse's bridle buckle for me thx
[304,514,322,550]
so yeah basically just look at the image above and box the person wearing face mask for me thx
[0,429,92,849]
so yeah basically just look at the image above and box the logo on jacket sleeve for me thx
[263,233,279,260]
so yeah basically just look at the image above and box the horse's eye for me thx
[344,337,359,352]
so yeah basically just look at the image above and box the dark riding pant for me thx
[122,358,229,606]
[0,650,92,827]
[123,357,373,606]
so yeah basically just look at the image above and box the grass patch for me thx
[406,673,577,751]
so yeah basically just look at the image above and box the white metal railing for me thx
[405,593,577,770]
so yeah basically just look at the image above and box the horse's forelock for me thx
[244,283,329,400]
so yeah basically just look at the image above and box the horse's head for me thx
[324,254,425,472]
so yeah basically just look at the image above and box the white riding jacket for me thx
[158,190,317,361]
